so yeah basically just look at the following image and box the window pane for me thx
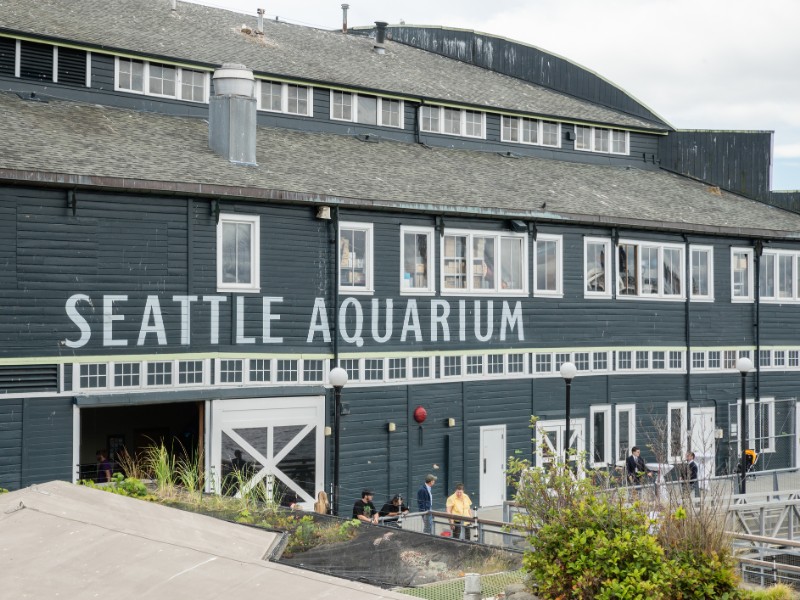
[501,237,523,290]
[760,254,775,298]
[466,355,482,375]
[340,228,368,288]
[502,116,518,142]
[277,359,298,382]
[220,359,243,383]
[593,411,606,463]
[119,58,144,92]
[594,128,609,152]
[593,352,608,371]
[778,254,793,298]
[149,64,176,96]
[733,251,751,298]
[365,358,383,380]
[473,236,495,289]
[611,130,627,153]
[692,249,709,296]
[381,99,400,127]
[303,360,323,382]
[663,247,682,296]
[443,235,467,289]
[537,239,558,292]
[357,95,377,125]
[670,408,683,458]
[618,410,631,461]
[181,69,205,102]
[535,354,552,373]
[388,358,407,379]
[617,351,632,370]
[618,243,637,295]
[443,108,460,135]
[222,221,253,284]
[287,85,308,115]
[575,126,591,150]
[403,231,429,290]
[542,121,558,146]
[488,354,503,374]
[521,118,538,144]
[442,356,461,377]
[332,91,352,120]
[114,362,140,387]
[586,242,607,293]
[465,111,482,137]
[261,81,282,111]
[640,246,659,295]
[421,105,439,132]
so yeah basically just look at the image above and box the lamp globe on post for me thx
[328,367,348,516]
[559,362,578,465]
[736,356,753,494]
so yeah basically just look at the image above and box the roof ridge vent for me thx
[374,21,387,54]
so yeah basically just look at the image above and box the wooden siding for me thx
[0,400,23,490]
[660,130,773,202]
[20,397,73,487]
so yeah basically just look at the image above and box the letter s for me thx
[65,294,92,349]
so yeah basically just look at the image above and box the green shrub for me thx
[79,474,149,498]
[0,487,8,494]
[742,584,799,600]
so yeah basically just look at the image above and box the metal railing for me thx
[397,510,527,550]
[729,531,800,588]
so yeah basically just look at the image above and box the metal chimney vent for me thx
[374,21,387,54]
[341,4,349,34]
[256,8,265,35]
[209,64,257,166]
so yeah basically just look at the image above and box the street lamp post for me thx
[328,366,348,516]
[560,362,577,464]
[736,357,753,494]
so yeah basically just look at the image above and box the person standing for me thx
[352,489,379,524]
[417,474,437,534]
[625,446,650,486]
[96,450,112,483]
[446,483,474,541]
[684,451,699,497]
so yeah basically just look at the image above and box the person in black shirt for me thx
[379,494,409,527]
[352,489,378,524]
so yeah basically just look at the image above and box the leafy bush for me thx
[79,473,149,498]
[0,487,8,494]
[508,424,745,600]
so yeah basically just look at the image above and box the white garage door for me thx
[208,396,325,508]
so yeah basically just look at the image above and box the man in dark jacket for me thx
[417,474,437,534]
[626,446,650,485]
[684,451,699,497]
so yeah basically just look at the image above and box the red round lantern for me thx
[413,406,427,424]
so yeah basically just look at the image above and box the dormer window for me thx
[575,125,629,155]
[115,57,208,103]
[420,106,485,139]
[330,91,403,128]
[257,80,313,116]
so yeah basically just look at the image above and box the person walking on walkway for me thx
[417,474,437,534]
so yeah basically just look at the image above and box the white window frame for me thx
[737,397,776,454]
[419,105,486,139]
[339,221,374,294]
[257,80,314,116]
[500,115,547,146]
[533,234,563,297]
[759,249,800,303]
[329,90,404,129]
[216,213,261,293]
[616,404,636,464]
[114,57,209,103]
[689,245,714,301]
[590,404,613,468]
[667,401,688,464]
[584,237,612,299]
[440,229,528,295]
[574,125,629,155]
[616,239,685,300]
[731,248,754,302]
[440,355,464,379]
[74,359,212,392]
[400,226,435,295]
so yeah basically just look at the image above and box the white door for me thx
[691,407,715,483]
[479,425,506,507]
[208,396,324,509]
[536,419,585,475]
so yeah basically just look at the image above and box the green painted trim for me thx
[0,32,213,71]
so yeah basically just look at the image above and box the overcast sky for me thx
[187,0,800,190]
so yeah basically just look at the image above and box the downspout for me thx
[332,206,341,361]
[754,239,764,453]
[683,234,692,416]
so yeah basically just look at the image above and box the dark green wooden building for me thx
[1,0,799,509]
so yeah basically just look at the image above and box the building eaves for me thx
[0,92,797,240]
[0,0,665,131]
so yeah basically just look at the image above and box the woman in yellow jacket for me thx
[446,483,474,541]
